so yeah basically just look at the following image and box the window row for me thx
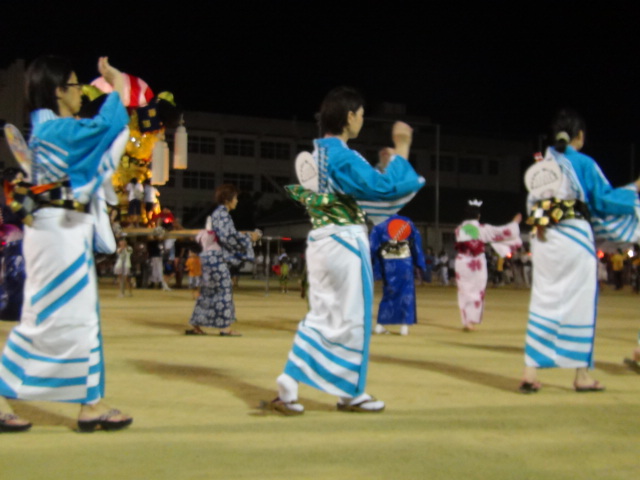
[181,170,216,190]
[168,172,293,193]
[178,135,296,160]
[429,156,499,175]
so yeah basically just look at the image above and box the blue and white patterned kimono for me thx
[525,146,640,369]
[370,215,426,326]
[282,137,425,398]
[0,93,128,403]
[189,205,254,329]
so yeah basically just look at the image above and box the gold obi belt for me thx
[381,241,411,260]
[7,180,89,226]
[526,198,590,239]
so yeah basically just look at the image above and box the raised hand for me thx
[97,57,125,103]
[391,121,413,160]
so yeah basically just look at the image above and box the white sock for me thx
[374,324,387,334]
[400,325,409,336]
[276,373,299,403]
[338,393,385,410]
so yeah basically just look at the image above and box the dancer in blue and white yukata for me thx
[370,214,426,336]
[0,56,133,433]
[519,109,640,394]
[270,87,425,415]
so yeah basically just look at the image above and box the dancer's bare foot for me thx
[78,401,132,423]
[573,367,605,391]
[219,329,242,337]
[185,325,206,335]
[77,401,133,432]
[0,410,32,432]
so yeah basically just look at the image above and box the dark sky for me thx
[2,2,640,148]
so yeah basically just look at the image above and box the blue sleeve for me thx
[409,222,427,272]
[568,149,637,216]
[34,93,129,199]
[369,225,384,281]
[37,93,128,165]
[329,148,425,202]
[213,207,252,256]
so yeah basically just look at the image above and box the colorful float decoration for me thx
[86,72,185,226]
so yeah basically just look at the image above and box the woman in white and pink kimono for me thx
[454,200,521,331]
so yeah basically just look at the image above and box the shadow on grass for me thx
[131,359,334,414]
[437,342,524,355]
[370,354,524,393]
[8,401,76,430]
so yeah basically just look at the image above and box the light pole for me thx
[434,123,441,252]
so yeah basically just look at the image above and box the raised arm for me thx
[97,57,126,105]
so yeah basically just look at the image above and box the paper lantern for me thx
[163,141,169,181]
[151,141,168,185]
[173,121,188,170]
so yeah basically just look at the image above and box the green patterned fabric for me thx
[286,185,366,229]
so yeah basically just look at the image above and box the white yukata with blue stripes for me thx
[525,146,640,369]
[0,93,128,403]
[283,137,424,397]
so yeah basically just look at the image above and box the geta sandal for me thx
[574,381,605,392]
[262,397,304,416]
[185,328,206,335]
[0,412,32,433]
[336,395,385,413]
[77,409,133,433]
[518,381,541,394]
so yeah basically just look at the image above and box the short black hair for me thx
[550,109,586,154]
[25,55,75,114]
[317,87,364,136]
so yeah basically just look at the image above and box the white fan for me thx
[4,124,33,181]
[295,151,318,192]
[524,150,563,199]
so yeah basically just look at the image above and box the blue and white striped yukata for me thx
[525,146,640,369]
[0,93,128,403]
[283,137,424,397]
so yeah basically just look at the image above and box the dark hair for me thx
[3,167,27,183]
[215,184,239,205]
[550,109,586,153]
[25,55,75,114]
[317,86,364,136]
[464,203,481,221]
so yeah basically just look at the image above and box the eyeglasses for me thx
[65,83,84,89]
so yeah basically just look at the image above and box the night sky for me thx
[2,2,640,179]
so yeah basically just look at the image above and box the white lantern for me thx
[163,141,169,181]
[173,117,188,170]
[151,140,167,185]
